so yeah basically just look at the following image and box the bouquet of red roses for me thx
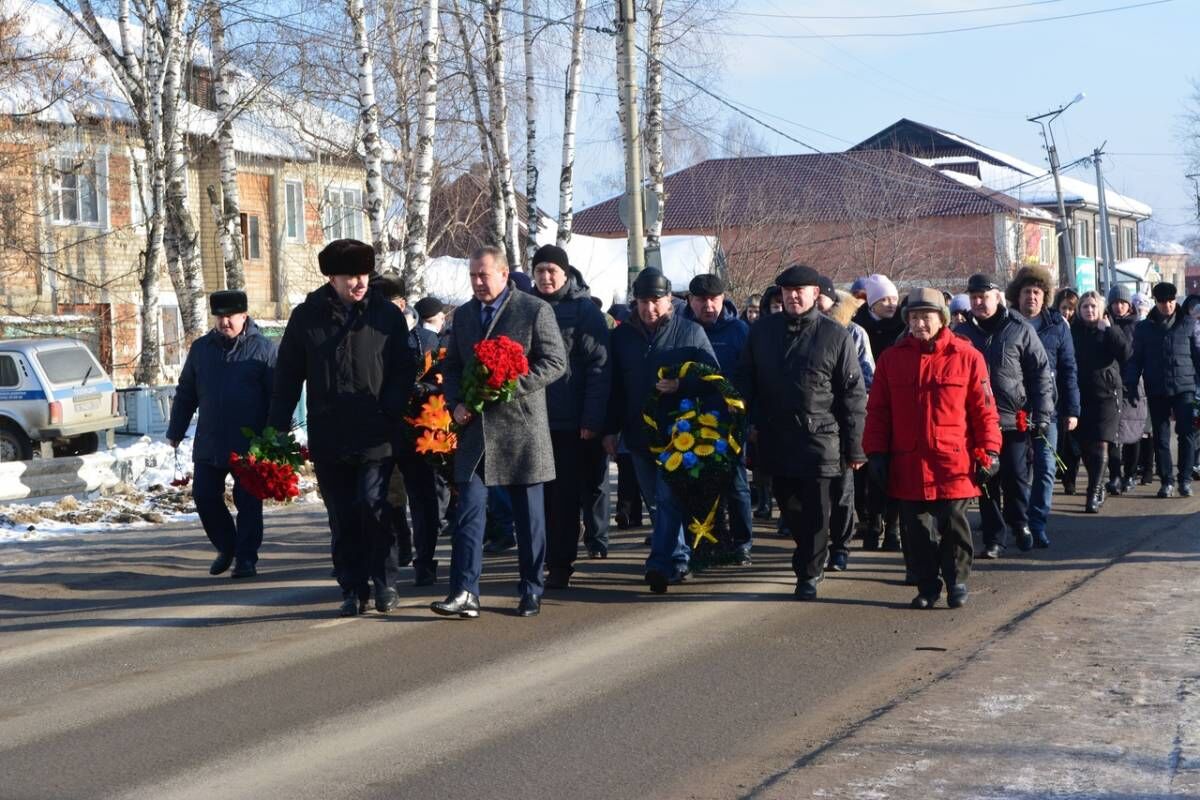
[461,335,529,413]
[228,426,309,502]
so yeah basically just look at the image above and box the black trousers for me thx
[615,452,644,526]
[314,459,398,600]
[1148,392,1197,485]
[828,468,855,557]
[979,429,1031,547]
[396,452,440,571]
[774,476,832,579]
[900,498,972,597]
[545,431,609,570]
[192,462,263,562]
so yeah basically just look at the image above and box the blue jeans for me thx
[1028,421,1058,536]
[629,451,690,577]
[728,458,753,555]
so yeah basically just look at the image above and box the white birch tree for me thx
[483,0,520,270]
[522,0,538,259]
[348,0,388,269]
[556,0,585,246]
[403,0,439,296]
[204,0,243,290]
[644,0,665,250]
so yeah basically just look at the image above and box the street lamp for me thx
[1028,92,1085,287]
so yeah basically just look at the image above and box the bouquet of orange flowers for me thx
[405,393,457,474]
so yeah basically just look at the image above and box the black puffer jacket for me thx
[851,304,907,361]
[739,307,867,478]
[534,267,612,433]
[268,284,416,462]
[1124,306,1200,398]
[954,307,1053,430]
[1071,319,1133,443]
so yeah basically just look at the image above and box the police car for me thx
[0,338,126,461]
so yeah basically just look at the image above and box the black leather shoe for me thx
[1179,482,1193,498]
[982,543,1003,559]
[413,564,438,587]
[375,587,400,613]
[516,593,541,617]
[1033,530,1050,549]
[828,552,848,572]
[794,578,820,601]
[911,594,937,610]
[230,559,257,579]
[1105,478,1122,496]
[339,597,361,617]
[482,538,516,554]
[1016,527,1034,552]
[1158,483,1176,499]
[732,551,753,566]
[645,569,669,594]
[1085,492,1101,513]
[544,567,572,590]
[881,527,901,552]
[431,590,481,618]
[947,584,969,609]
[1120,477,1136,494]
[209,552,234,575]
[1062,481,1076,496]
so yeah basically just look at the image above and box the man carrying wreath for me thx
[432,245,567,619]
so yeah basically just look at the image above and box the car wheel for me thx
[0,423,33,462]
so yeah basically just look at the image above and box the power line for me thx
[724,0,1068,20]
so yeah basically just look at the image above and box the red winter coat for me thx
[863,329,1001,501]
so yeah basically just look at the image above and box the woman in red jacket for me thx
[863,288,1002,609]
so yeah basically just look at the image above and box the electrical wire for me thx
[722,0,1068,20]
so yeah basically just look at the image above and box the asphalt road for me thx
[0,485,1196,800]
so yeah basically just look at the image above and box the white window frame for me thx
[48,145,109,229]
[1075,219,1091,258]
[1123,227,1136,260]
[1039,226,1054,265]
[240,212,262,261]
[284,180,305,242]
[322,186,363,242]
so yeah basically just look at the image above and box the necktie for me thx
[481,304,495,330]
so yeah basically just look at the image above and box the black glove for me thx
[1032,420,1051,438]
[975,451,1000,485]
[867,453,889,490]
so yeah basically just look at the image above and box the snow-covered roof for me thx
[5,2,377,162]
[1138,235,1189,256]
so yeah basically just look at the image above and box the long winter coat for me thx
[682,297,750,376]
[863,328,1000,501]
[267,284,416,463]
[739,307,867,478]
[533,268,612,433]
[608,311,717,454]
[442,284,567,486]
[953,307,1053,430]
[1071,319,1133,444]
[1124,306,1200,398]
[1110,314,1148,445]
[1029,309,1081,422]
[167,319,277,467]
[851,304,906,361]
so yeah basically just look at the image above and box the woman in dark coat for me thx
[1071,291,1133,513]
[1054,287,1082,493]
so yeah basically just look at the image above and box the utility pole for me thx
[1028,93,1083,287]
[1094,146,1117,291]
[617,0,645,294]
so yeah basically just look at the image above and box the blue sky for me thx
[567,0,1197,241]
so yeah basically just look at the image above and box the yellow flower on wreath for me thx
[697,413,719,427]
[665,452,683,471]
[698,427,720,440]
[673,432,696,451]
[694,444,715,457]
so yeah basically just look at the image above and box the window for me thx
[1039,227,1054,265]
[240,213,261,260]
[50,151,107,226]
[1109,224,1118,260]
[285,180,305,241]
[1123,227,1136,260]
[35,347,102,385]
[323,187,363,241]
[1075,219,1092,258]
[0,355,18,388]
[129,156,151,227]
[161,307,183,367]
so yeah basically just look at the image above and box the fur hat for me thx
[319,239,375,276]
[208,290,247,316]
[861,273,899,307]
[1152,281,1178,302]
[1005,266,1053,306]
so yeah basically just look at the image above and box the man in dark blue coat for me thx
[605,269,717,593]
[683,273,753,564]
[167,290,277,578]
[1124,281,1200,497]
[531,245,612,587]
[1008,266,1079,548]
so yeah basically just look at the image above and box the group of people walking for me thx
[166,238,1200,617]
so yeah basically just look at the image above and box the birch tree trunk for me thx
[349,0,388,269]
[403,0,439,297]
[483,0,520,270]
[556,0,585,246]
[137,1,166,385]
[381,0,413,278]
[522,0,538,258]
[207,0,244,290]
[644,0,665,249]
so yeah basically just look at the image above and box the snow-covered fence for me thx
[0,453,121,504]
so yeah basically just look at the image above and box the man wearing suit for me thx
[431,245,567,619]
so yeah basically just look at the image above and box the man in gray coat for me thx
[432,245,567,619]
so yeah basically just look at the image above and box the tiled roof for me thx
[573,150,1017,236]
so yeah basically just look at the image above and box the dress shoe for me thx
[828,551,848,572]
[645,569,669,594]
[911,594,937,610]
[1016,527,1034,552]
[1105,478,1122,496]
[1179,482,1194,498]
[881,527,901,552]
[482,537,516,554]
[544,567,573,590]
[430,590,481,619]
[732,550,753,567]
[375,587,400,613]
[516,593,541,617]
[1098,484,1107,504]
[1158,483,1176,499]
[982,543,1003,559]
[1033,530,1050,549]
[230,559,257,579]
[1139,472,1155,486]
[209,552,234,575]
[1085,491,1102,514]
[947,584,969,609]
[339,596,361,617]
[1120,476,1136,494]
[413,562,438,587]
[794,577,820,601]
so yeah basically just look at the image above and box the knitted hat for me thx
[1005,265,1052,306]
[861,273,899,307]
[1106,283,1133,305]
[902,287,949,324]
[318,239,375,276]
[775,264,822,288]
[949,293,971,314]
[531,244,570,272]
[209,290,247,316]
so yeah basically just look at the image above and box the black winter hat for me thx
[371,274,405,301]
[1152,282,1178,302]
[775,263,822,288]
[816,275,837,301]
[209,290,247,316]
[632,268,671,299]
[414,297,444,319]
[965,273,1000,294]
[531,244,570,272]
[688,273,726,297]
[319,239,375,276]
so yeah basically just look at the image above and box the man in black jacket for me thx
[531,244,612,587]
[739,264,867,600]
[268,239,417,617]
[1124,282,1200,497]
[954,273,1053,558]
[167,290,277,578]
